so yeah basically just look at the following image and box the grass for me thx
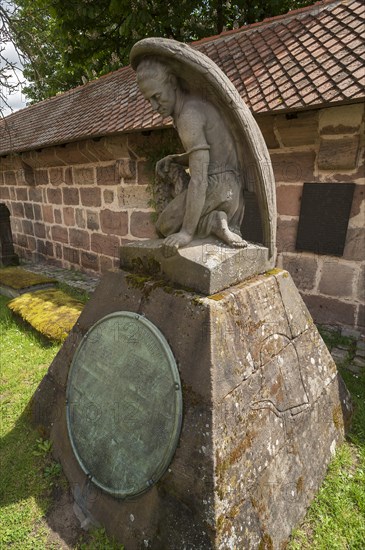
[0,294,61,547]
[288,330,365,549]
[0,294,123,549]
[1,292,364,548]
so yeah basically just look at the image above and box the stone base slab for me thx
[32,269,352,549]
[120,238,272,295]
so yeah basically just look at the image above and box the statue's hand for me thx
[162,231,193,257]
[156,155,174,179]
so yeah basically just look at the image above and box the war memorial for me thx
[33,38,352,549]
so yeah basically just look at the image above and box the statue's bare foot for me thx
[212,211,248,248]
[162,231,193,257]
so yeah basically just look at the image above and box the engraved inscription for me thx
[66,312,182,498]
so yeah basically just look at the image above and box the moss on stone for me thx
[258,533,273,549]
[0,267,57,289]
[207,292,225,301]
[125,272,154,291]
[7,289,84,341]
[265,268,284,277]
[332,404,344,429]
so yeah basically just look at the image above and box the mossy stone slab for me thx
[0,266,57,297]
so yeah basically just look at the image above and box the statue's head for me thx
[136,58,178,118]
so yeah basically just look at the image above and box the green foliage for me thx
[0,294,122,548]
[77,527,124,549]
[288,356,365,548]
[7,288,84,341]
[0,295,61,547]
[318,326,356,354]
[7,0,313,103]
[43,462,62,485]
[33,437,53,457]
[58,281,90,304]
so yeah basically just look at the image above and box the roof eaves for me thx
[191,0,342,46]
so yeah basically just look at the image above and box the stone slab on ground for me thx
[120,238,271,295]
[0,266,58,297]
[0,282,56,298]
[23,262,100,294]
[32,269,352,549]
[331,348,349,365]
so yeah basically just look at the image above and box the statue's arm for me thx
[156,152,189,179]
[176,108,210,236]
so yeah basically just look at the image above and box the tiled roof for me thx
[0,0,363,155]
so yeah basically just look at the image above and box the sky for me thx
[0,39,28,116]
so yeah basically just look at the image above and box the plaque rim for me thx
[66,311,183,499]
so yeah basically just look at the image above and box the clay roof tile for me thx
[1,0,363,155]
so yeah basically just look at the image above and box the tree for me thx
[8,0,313,104]
[0,3,26,115]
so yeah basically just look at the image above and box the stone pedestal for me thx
[33,268,351,549]
[120,238,272,295]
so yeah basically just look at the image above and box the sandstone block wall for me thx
[258,103,364,330]
[0,133,165,273]
[0,103,363,328]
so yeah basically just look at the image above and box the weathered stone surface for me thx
[357,305,365,330]
[100,209,128,236]
[271,151,315,183]
[62,187,79,206]
[356,265,365,303]
[302,294,356,327]
[281,253,318,291]
[96,163,119,186]
[49,167,64,186]
[55,143,91,166]
[63,207,76,227]
[51,226,68,244]
[63,246,80,265]
[46,188,62,205]
[73,166,96,186]
[80,187,101,207]
[103,189,114,204]
[33,269,351,549]
[34,169,49,185]
[276,218,298,253]
[276,184,302,216]
[255,114,280,149]
[86,211,99,231]
[69,229,90,250]
[319,260,356,298]
[343,227,365,261]
[54,209,62,224]
[0,187,10,200]
[29,187,43,202]
[120,238,272,295]
[117,185,150,208]
[83,136,129,162]
[317,137,360,170]
[16,187,28,201]
[275,111,318,146]
[81,251,99,271]
[130,211,157,239]
[319,104,364,135]
[331,347,348,365]
[91,233,120,257]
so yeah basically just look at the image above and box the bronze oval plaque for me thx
[66,312,182,498]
